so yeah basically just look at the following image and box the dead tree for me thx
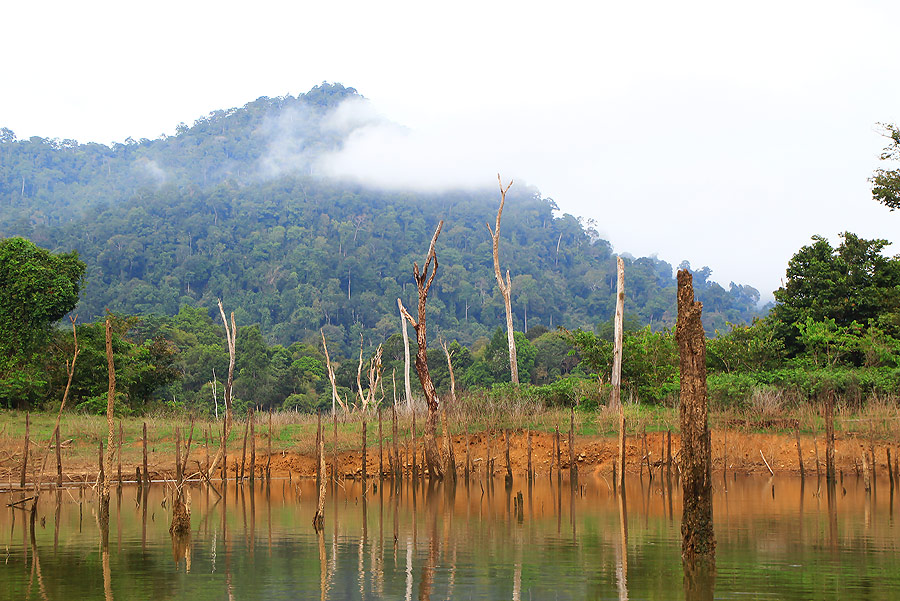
[321,329,349,413]
[397,221,445,479]
[676,269,715,562]
[356,338,384,412]
[399,299,414,410]
[207,300,236,478]
[103,318,116,507]
[610,257,625,408]
[441,339,457,406]
[487,175,519,384]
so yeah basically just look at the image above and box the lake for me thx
[2,471,899,600]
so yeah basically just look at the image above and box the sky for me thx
[3,0,899,302]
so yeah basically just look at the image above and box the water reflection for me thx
[2,474,900,600]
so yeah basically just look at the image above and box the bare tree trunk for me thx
[143,422,149,486]
[824,391,836,484]
[618,407,626,490]
[249,409,256,484]
[527,429,533,483]
[611,257,625,408]
[321,330,347,413]
[399,299,413,411]
[441,340,457,406]
[20,412,29,488]
[397,221,445,480]
[103,318,116,506]
[313,416,327,530]
[676,269,715,562]
[487,175,518,384]
[207,300,236,478]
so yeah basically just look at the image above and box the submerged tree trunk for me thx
[676,269,715,562]
[102,318,116,520]
[487,175,518,384]
[398,221,445,480]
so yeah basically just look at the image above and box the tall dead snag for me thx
[441,340,457,405]
[207,300,236,478]
[321,330,349,413]
[399,298,414,411]
[356,339,384,411]
[676,269,715,562]
[397,220,445,480]
[487,175,519,384]
[611,257,625,408]
[103,318,116,513]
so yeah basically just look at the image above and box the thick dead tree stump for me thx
[487,175,519,384]
[676,269,715,562]
[398,221,445,480]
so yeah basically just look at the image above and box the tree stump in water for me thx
[676,269,715,562]
[169,490,191,535]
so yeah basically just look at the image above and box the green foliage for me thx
[707,318,785,373]
[0,237,85,408]
[771,232,900,355]
[870,123,900,210]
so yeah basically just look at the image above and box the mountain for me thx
[0,83,763,354]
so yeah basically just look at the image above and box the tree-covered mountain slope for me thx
[0,84,763,354]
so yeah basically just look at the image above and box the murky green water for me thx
[2,473,899,600]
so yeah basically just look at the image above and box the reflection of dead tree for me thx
[207,300,236,479]
[322,330,349,413]
[356,337,384,411]
[397,221,445,480]
[487,175,519,384]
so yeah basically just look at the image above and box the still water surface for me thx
[2,473,899,600]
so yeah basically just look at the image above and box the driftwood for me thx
[487,175,518,384]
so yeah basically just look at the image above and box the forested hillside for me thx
[0,83,763,356]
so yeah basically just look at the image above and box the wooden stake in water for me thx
[795,429,805,479]
[362,419,367,483]
[240,409,250,482]
[315,412,322,491]
[392,404,399,480]
[21,412,29,488]
[313,416,327,530]
[505,429,512,486]
[527,429,533,483]
[825,392,836,484]
[249,408,256,483]
[570,408,576,480]
[99,440,105,485]
[175,427,182,485]
[266,409,272,482]
[333,411,338,485]
[55,425,63,488]
[143,422,149,486]
[117,420,123,487]
[378,408,384,481]
[412,409,418,479]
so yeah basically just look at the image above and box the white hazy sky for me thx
[3,0,899,301]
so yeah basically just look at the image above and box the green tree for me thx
[871,123,900,210]
[771,232,900,354]
[0,237,85,408]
